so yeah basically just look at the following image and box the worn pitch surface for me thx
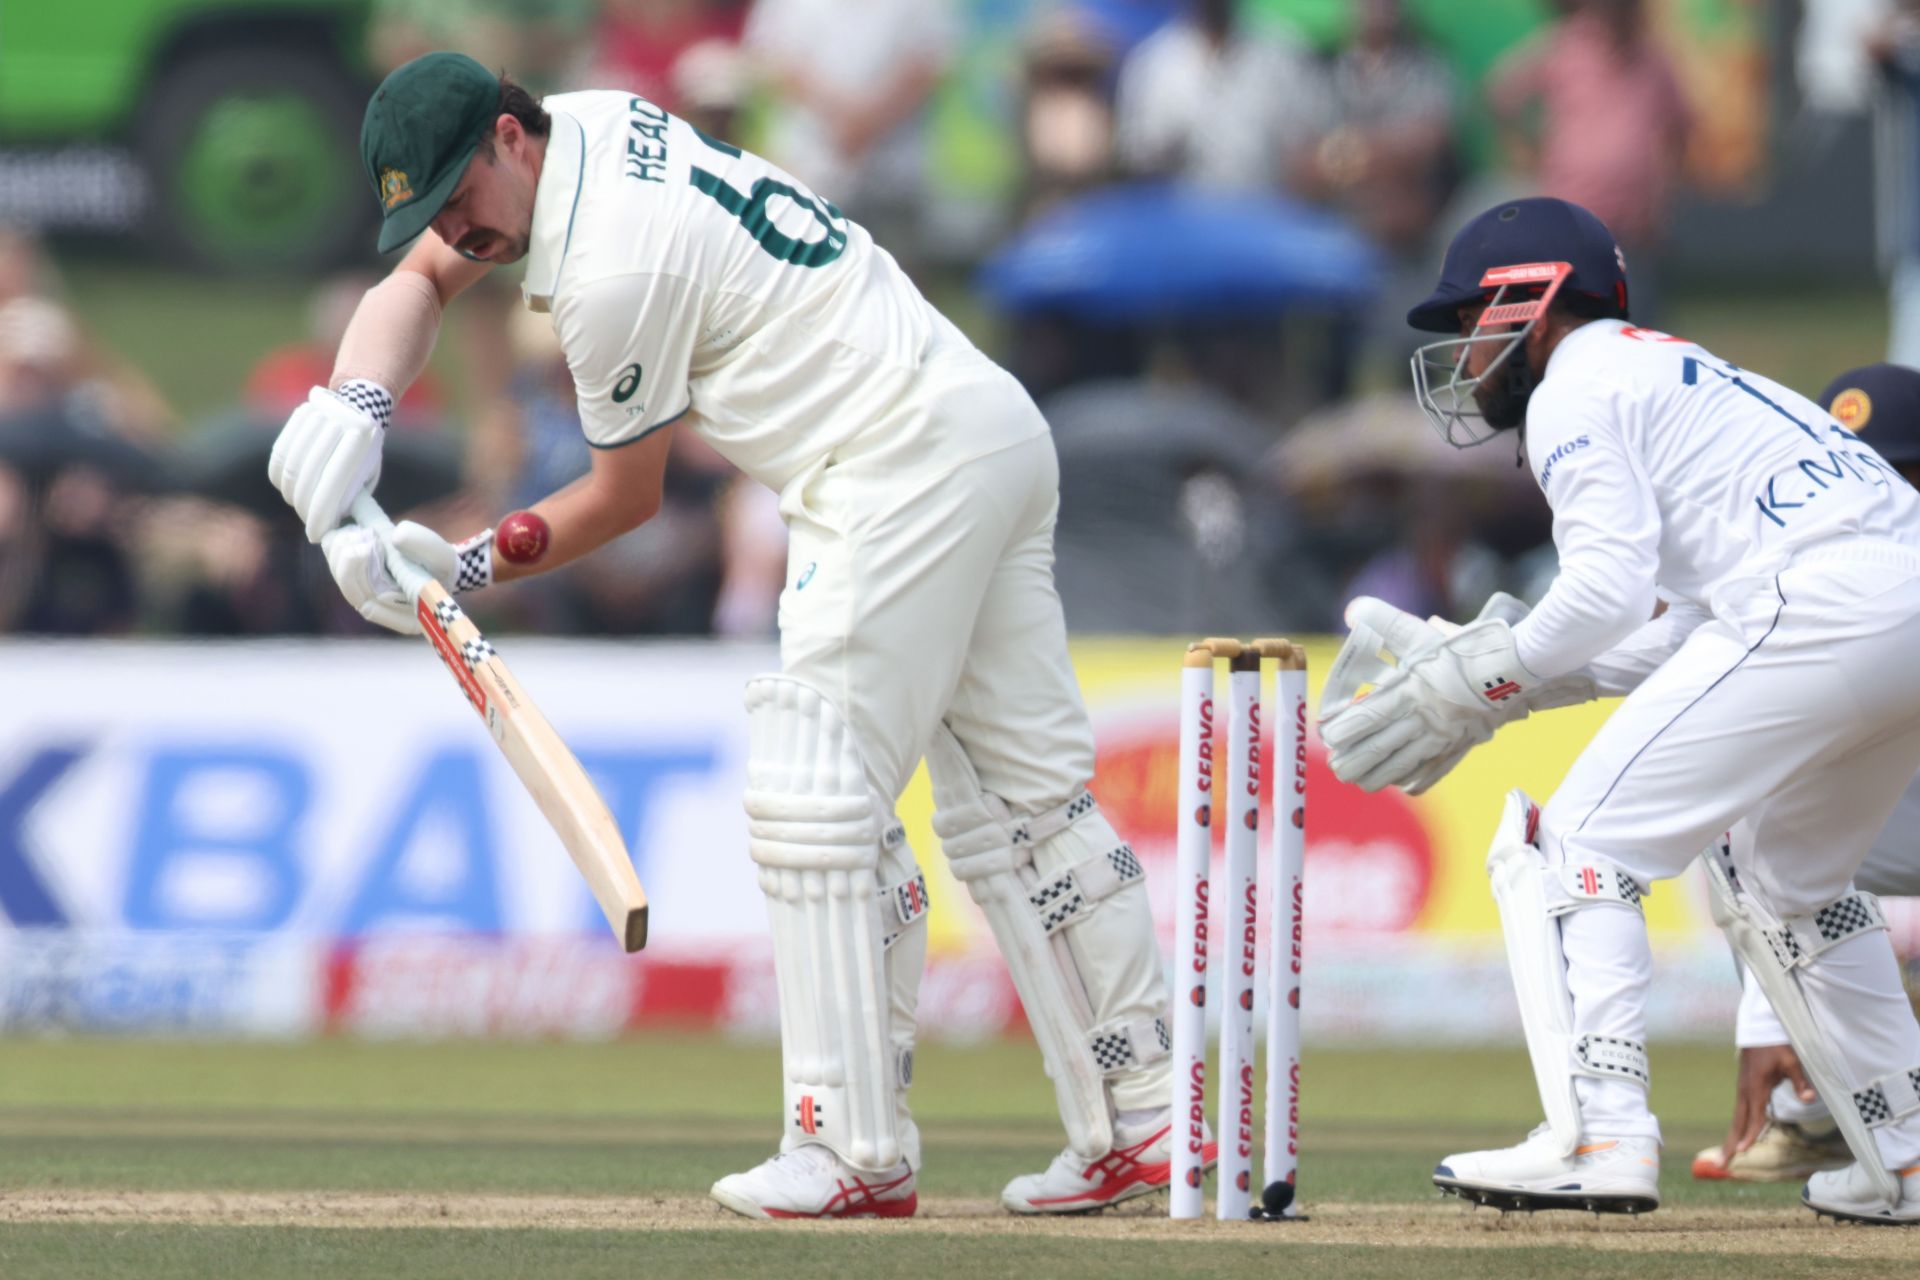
[0,1038,1907,1278]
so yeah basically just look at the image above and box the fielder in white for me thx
[1319,197,1920,1224]
[267,52,1196,1219]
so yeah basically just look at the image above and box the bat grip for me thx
[348,490,435,601]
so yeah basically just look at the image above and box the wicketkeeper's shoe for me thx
[1802,1161,1920,1224]
[1434,1124,1661,1214]
[710,1143,917,1220]
[1690,1118,1851,1182]
[1001,1113,1216,1214]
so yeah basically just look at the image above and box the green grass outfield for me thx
[0,1036,1907,1278]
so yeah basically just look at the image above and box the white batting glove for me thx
[269,384,389,542]
[320,520,457,635]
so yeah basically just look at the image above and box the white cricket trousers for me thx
[1538,542,1920,1162]
[776,428,1091,812]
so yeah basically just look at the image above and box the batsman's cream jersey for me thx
[522,92,1039,496]
[1513,319,1920,678]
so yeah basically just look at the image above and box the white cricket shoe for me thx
[710,1144,917,1220]
[1434,1124,1661,1214]
[1002,1112,1216,1215]
[1690,1118,1850,1183]
[1802,1161,1920,1225]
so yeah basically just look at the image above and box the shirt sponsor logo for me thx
[612,363,643,404]
[1538,434,1590,485]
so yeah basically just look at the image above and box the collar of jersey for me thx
[522,108,587,314]
[1543,316,1627,380]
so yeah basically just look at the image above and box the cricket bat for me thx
[350,493,649,951]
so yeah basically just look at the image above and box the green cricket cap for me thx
[361,52,499,252]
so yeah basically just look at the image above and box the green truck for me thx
[0,2,374,272]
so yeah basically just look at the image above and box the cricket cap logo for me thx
[1830,388,1871,433]
[380,167,415,210]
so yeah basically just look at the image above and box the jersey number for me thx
[688,128,847,269]
[1681,356,1823,444]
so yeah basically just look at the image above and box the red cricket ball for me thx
[495,510,551,565]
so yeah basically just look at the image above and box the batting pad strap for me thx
[1011,790,1098,847]
[1029,843,1145,936]
[1088,1015,1171,1077]
[1548,863,1644,916]
[1768,892,1887,969]
[1573,1034,1650,1087]
[879,866,929,951]
[1855,1065,1920,1128]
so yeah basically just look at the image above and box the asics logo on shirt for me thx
[612,363,643,404]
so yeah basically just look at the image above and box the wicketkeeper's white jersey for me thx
[1514,319,1920,677]
[522,91,1027,498]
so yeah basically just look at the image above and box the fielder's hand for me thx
[1722,1043,1814,1163]
[321,520,456,635]
[269,386,387,542]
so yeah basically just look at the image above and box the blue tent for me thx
[978,183,1382,320]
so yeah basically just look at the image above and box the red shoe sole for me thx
[764,1193,918,1220]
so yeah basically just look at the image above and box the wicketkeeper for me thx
[1319,198,1920,1224]
[266,52,1198,1219]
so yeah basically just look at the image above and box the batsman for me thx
[266,53,1189,1218]
[1319,197,1920,1224]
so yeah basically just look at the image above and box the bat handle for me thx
[347,490,436,602]
[348,489,393,536]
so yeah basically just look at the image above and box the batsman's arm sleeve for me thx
[330,269,444,398]
[555,271,700,449]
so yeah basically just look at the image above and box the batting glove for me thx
[321,520,457,635]
[269,383,389,542]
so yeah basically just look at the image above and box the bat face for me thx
[417,594,504,741]
[346,493,647,952]
[411,579,648,951]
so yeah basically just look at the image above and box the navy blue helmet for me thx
[1408,197,1629,334]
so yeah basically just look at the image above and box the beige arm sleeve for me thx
[329,269,443,395]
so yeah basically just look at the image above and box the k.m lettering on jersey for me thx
[1678,354,1903,528]
[1752,447,1899,528]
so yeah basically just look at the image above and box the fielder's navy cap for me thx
[362,52,499,253]
[1820,363,1920,466]
[1408,197,1630,333]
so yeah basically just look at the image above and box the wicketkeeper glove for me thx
[1320,595,1596,794]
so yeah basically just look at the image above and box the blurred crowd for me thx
[0,0,1875,640]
